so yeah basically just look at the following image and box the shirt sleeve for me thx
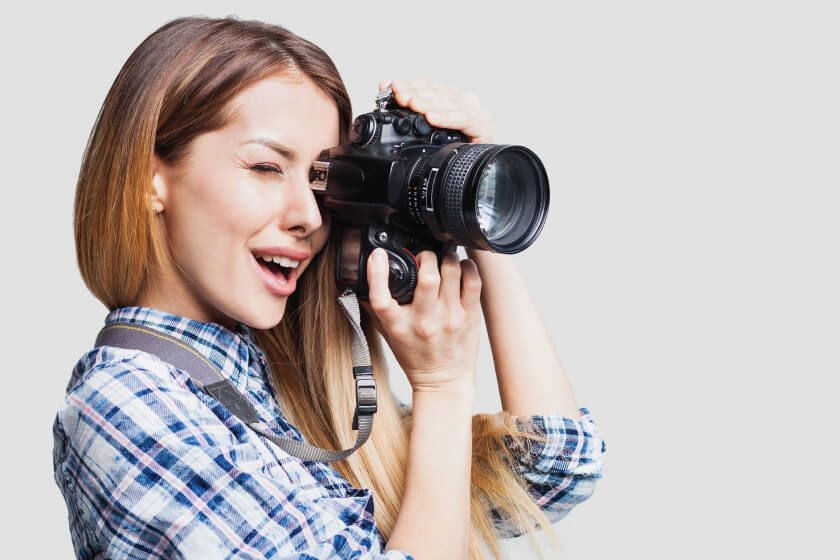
[53,354,414,560]
[396,400,606,539]
[493,406,607,539]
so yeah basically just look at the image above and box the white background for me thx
[1,1,837,558]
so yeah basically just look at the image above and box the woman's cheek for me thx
[299,219,331,278]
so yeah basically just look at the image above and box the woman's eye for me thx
[250,163,284,175]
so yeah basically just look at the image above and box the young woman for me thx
[53,15,607,560]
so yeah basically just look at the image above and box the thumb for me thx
[378,79,392,92]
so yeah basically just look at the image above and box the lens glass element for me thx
[476,152,535,242]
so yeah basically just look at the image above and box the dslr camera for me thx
[310,88,550,304]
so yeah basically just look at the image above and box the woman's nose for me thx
[284,171,325,235]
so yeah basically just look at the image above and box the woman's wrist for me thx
[391,373,474,558]
[465,247,513,267]
[412,377,476,404]
[412,381,476,420]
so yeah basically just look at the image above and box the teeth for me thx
[272,256,300,268]
[258,254,300,268]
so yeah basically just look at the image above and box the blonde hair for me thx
[74,15,559,560]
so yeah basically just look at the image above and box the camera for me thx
[310,88,550,304]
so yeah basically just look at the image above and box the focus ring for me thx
[441,144,494,246]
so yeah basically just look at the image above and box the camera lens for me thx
[432,144,549,253]
[476,151,535,242]
[314,128,550,256]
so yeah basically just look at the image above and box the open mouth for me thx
[252,253,301,286]
[256,257,291,282]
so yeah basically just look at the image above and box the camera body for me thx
[348,93,469,153]
[311,88,549,304]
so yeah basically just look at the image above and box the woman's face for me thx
[146,73,340,330]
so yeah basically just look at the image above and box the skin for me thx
[357,79,493,392]
[140,72,580,417]
[137,72,338,331]
[374,80,581,558]
[366,78,581,418]
[135,73,581,558]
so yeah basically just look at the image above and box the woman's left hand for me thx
[379,79,495,144]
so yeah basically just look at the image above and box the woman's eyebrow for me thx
[241,138,297,161]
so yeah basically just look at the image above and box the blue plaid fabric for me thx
[53,306,606,558]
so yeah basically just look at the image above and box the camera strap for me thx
[93,290,376,463]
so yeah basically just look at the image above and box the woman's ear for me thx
[151,154,169,214]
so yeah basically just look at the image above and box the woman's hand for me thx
[379,79,495,143]
[359,79,490,394]
[359,248,483,394]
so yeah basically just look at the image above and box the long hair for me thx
[74,16,559,560]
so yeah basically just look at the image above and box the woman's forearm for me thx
[466,249,581,419]
[386,383,474,560]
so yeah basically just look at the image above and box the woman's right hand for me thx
[359,248,483,394]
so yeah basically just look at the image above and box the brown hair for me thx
[74,15,558,560]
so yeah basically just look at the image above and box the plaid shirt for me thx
[53,306,606,559]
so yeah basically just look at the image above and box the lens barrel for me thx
[409,143,550,253]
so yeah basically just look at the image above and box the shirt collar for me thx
[103,306,265,392]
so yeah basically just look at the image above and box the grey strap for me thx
[94,290,376,463]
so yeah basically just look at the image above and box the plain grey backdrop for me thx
[1,1,836,558]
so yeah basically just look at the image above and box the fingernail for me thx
[426,112,440,123]
[374,248,387,262]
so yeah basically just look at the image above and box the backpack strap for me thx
[94,290,376,463]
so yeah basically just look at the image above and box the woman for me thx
[53,15,606,560]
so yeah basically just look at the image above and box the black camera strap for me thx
[93,290,377,463]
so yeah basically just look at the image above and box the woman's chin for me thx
[239,297,288,331]
[243,264,310,330]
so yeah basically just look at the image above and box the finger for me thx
[459,258,483,310]
[360,300,386,334]
[366,248,403,324]
[399,96,482,139]
[391,80,454,107]
[461,91,482,108]
[395,83,457,103]
[378,79,392,91]
[432,82,460,97]
[404,96,461,116]
[439,249,463,308]
[397,81,467,108]
[390,82,494,141]
[411,250,441,316]
[407,79,459,97]
[404,78,431,89]
[425,109,494,143]
[390,84,417,109]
